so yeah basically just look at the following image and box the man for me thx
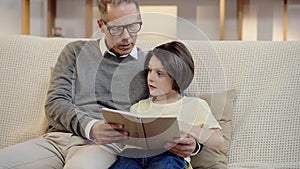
[0,0,199,168]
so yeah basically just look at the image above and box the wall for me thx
[30,0,48,37]
[0,1,22,35]
[287,0,300,40]
[55,0,86,38]
[0,0,299,40]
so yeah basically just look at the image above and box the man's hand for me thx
[91,120,128,144]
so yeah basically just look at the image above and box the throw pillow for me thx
[187,89,236,169]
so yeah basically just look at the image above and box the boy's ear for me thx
[171,79,179,92]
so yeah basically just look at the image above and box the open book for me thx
[101,107,181,150]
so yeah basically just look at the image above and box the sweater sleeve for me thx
[45,41,94,138]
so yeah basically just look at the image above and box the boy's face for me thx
[99,3,141,56]
[147,55,176,97]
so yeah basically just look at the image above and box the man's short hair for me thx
[98,0,140,22]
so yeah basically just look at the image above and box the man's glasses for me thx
[103,21,142,36]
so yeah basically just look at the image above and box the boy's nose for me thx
[148,72,155,82]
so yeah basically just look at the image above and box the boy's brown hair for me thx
[146,41,195,93]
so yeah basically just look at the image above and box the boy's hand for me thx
[165,134,196,158]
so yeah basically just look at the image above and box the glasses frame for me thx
[103,21,143,36]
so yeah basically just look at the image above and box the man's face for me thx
[101,3,141,56]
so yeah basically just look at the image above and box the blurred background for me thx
[0,0,299,40]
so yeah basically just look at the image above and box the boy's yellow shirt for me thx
[130,96,221,168]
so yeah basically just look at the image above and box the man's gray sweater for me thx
[45,40,149,138]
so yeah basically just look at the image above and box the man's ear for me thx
[97,19,105,33]
[97,19,103,28]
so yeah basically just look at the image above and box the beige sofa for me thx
[0,35,299,169]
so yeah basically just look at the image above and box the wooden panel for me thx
[283,0,287,41]
[48,0,56,37]
[219,0,226,40]
[237,0,244,40]
[86,0,93,38]
[22,0,30,35]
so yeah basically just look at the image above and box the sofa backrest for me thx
[137,40,300,168]
[0,35,75,148]
[0,35,299,168]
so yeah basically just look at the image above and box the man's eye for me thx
[111,26,123,32]
[128,23,139,31]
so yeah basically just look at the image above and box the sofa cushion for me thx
[187,89,236,169]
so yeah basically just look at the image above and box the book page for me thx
[101,108,181,150]
[102,108,147,148]
[142,117,181,149]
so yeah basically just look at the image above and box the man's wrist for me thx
[190,141,203,156]
[85,119,99,140]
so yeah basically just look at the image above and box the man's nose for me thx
[120,28,130,39]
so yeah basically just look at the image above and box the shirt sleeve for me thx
[198,100,221,129]
[85,119,99,140]
[130,102,139,113]
[190,141,203,156]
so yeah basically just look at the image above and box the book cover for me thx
[101,107,181,150]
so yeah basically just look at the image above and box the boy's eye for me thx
[157,71,164,76]
[147,68,165,77]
